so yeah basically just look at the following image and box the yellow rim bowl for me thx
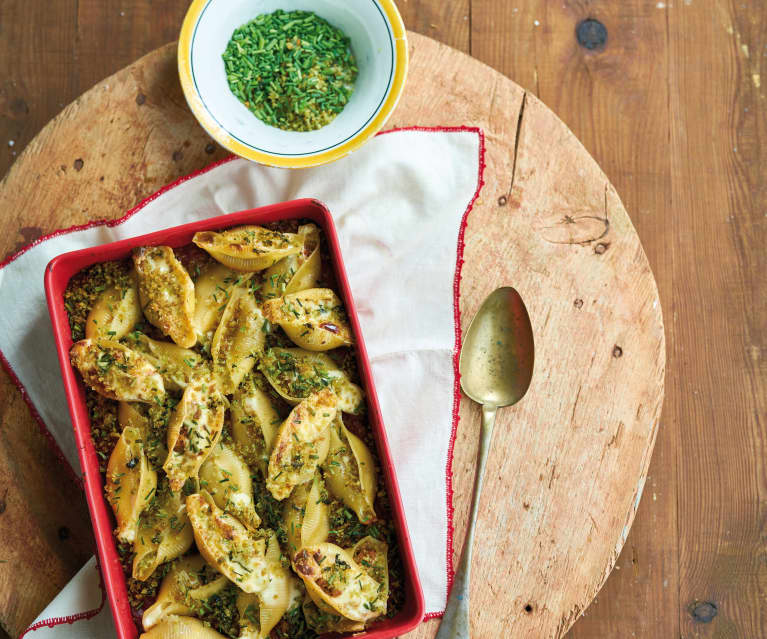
[178,0,408,169]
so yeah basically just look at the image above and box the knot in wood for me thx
[613,345,623,358]
[576,19,608,50]
[690,601,718,623]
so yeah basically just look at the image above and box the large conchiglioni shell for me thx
[323,418,377,524]
[118,401,170,471]
[192,262,239,345]
[70,338,165,403]
[105,426,157,543]
[283,472,330,555]
[260,347,364,414]
[85,272,141,340]
[237,533,297,639]
[133,485,194,581]
[262,288,353,351]
[262,224,321,300]
[163,378,225,492]
[199,442,261,531]
[292,543,384,623]
[142,555,228,630]
[133,246,197,348]
[211,282,265,395]
[302,595,365,634]
[266,390,337,501]
[124,332,207,392]
[230,373,281,476]
[139,615,228,639]
[186,492,270,593]
[192,226,302,272]
[352,536,389,614]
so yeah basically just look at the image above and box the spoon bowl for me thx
[460,286,535,407]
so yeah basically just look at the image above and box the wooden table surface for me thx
[0,1,764,638]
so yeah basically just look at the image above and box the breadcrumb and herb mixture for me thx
[64,221,403,638]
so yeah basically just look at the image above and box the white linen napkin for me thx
[4,128,484,638]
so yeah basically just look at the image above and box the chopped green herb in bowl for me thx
[223,10,358,132]
[179,0,408,167]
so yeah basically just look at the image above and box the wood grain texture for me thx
[471,2,680,637]
[0,30,664,639]
[1,0,763,638]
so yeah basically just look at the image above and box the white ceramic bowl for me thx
[179,0,408,168]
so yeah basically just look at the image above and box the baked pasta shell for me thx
[186,491,271,594]
[192,226,302,273]
[260,347,364,415]
[292,543,384,623]
[139,615,229,639]
[106,425,157,543]
[266,389,337,501]
[85,272,141,340]
[70,338,165,403]
[323,418,377,524]
[133,246,196,348]
[142,555,228,630]
[262,288,353,351]
[199,442,261,532]
[262,224,321,299]
[163,378,225,493]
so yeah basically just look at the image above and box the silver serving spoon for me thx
[435,287,535,639]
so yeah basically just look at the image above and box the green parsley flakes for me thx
[222,10,358,131]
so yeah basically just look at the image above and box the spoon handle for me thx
[435,404,497,639]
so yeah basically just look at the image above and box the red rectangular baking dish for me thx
[44,198,425,639]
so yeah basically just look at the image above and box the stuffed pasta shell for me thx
[124,332,207,392]
[266,389,337,501]
[70,338,164,402]
[292,543,385,623]
[139,615,228,639]
[211,281,265,395]
[262,224,321,299]
[85,272,141,340]
[118,402,168,470]
[230,373,281,475]
[192,262,239,345]
[133,483,195,581]
[105,425,157,543]
[186,491,271,593]
[262,288,353,351]
[237,533,300,639]
[260,347,364,414]
[283,473,330,554]
[133,246,196,348]
[192,226,302,272]
[163,378,225,492]
[199,442,261,531]
[302,595,364,634]
[323,418,377,523]
[142,555,228,630]
[352,536,389,613]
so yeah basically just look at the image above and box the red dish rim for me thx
[43,198,425,639]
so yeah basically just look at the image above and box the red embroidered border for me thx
[11,126,486,634]
[18,561,106,638]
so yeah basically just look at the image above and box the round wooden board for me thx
[0,33,664,639]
